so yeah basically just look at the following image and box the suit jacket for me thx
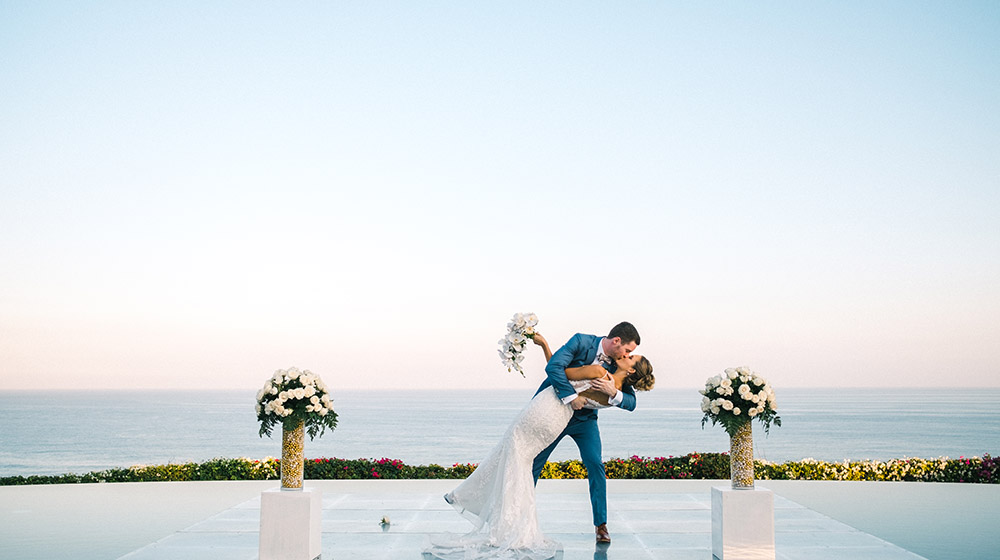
[535,333,637,422]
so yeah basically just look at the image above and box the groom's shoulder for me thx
[567,332,598,346]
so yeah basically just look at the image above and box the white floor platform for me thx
[116,480,927,560]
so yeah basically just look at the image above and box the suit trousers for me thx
[531,416,606,526]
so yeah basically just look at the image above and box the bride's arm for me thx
[531,333,553,362]
[565,364,608,380]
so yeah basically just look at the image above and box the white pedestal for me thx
[711,486,775,560]
[259,488,322,560]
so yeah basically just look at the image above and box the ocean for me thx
[1,388,997,477]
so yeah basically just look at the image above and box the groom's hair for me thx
[608,321,640,345]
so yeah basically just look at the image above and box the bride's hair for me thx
[624,356,654,391]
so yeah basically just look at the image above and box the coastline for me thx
[4,387,999,477]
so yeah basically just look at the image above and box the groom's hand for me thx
[570,396,588,410]
[590,375,617,396]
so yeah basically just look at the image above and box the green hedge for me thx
[2,453,996,486]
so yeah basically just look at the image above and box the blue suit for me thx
[531,333,637,526]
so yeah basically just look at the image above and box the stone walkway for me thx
[117,479,926,560]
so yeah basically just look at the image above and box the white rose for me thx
[287,368,300,379]
[270,386,278,395]
[752,376,764,386]
[721,400,734,411]
[710,406,721,414]
[733,407,741,415]
[304,385,316,397]
[255,403,262,415]
[279,391,289,400]
[293,388,306,399]
[305,405,314,412]
[739,384,751,395]
[319,408,328,416]
[701,397,711,411]
[724,368,736,377]
[310,395,320,405]
[720,378,732,388]
[748,407,759,417]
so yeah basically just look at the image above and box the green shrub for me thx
[2,453,996,486]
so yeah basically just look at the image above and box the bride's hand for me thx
[531,332,548,348]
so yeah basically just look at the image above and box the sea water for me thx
[1,388,997,477]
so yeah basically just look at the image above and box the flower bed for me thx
[2,453,996,486]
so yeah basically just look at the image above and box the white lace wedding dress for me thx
[425,381,607,560]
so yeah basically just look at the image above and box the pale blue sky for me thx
[1,2,998,391]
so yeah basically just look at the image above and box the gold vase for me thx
[281,420,305,490]
[729,421,754,489]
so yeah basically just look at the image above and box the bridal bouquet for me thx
[498,312,538,377]
[700,367,781,436]
[256,367,339,439]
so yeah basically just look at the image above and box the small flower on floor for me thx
[380,516,390,531]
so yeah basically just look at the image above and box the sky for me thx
[1,1,998,391]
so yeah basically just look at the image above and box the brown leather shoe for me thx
[595,523,611,543]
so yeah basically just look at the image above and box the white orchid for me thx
[499,312,538,377]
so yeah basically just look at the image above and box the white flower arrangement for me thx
[498,312,539,377]
[700,366,781,436]
[256,367,339,439]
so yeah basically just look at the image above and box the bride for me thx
[426,333,654,560]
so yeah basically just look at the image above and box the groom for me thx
[531,321,640,544]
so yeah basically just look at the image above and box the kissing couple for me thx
[427,321,655,559]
